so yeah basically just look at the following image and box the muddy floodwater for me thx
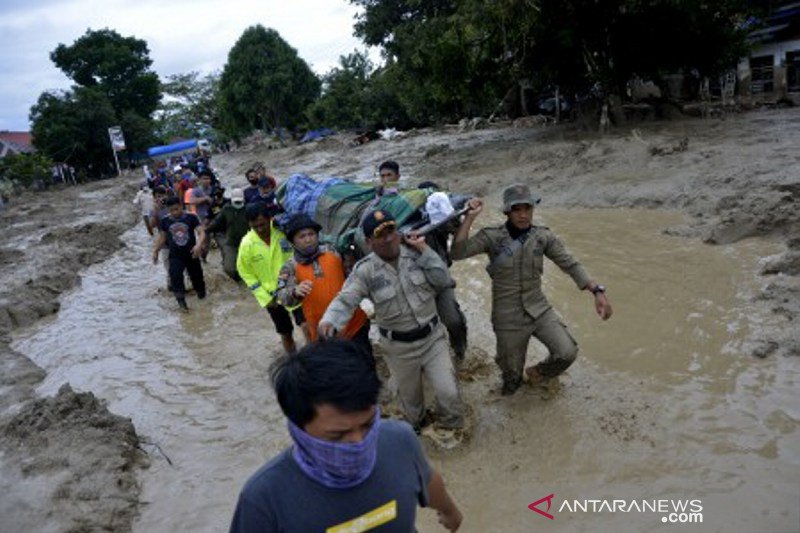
[12,208,797,532]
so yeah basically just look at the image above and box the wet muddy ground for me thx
[1,108,799,532]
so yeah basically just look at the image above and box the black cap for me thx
[245,201,280,222]
[285,214,322,241]
[362,210,396,238]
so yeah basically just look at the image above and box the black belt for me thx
[379,316,439,343]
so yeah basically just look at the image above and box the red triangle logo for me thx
[528,494,555,520]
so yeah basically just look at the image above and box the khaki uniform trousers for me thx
[220,242,241,281]
[435,286,468,360]
[381,324,464,429]
[495,308,579,382]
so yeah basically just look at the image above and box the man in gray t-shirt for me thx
[229,340,463,532]
[190,172,213,222]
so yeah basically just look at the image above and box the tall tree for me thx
[353,0,506,121]
[30,87,118,175]
[155,71,221,141]
[306,51,374,128]
[31,28,160,176]
[218,25,320,138]
[352,0,759,121]
[50,28,160,117]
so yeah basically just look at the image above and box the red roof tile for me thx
[0,131,33,151]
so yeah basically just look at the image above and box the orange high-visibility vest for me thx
[295,251,367,341]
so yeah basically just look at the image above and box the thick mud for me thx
[0,178,148,532]
[1,108,798,532]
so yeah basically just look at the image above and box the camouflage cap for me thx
[502,183,541,213]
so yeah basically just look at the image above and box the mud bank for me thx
[0,175,148,532]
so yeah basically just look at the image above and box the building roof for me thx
[748,3,800,44]
[0,131,33,153]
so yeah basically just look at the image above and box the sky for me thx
[0,0,377,131]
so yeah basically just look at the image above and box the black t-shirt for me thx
[160,212,200,254]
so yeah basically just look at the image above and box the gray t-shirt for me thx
[191,186,211,221]
[230,419,432,533]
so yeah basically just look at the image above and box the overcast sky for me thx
[0,0,377,131]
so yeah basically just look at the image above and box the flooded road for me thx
[12,208,798,533]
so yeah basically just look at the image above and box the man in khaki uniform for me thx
[319,210,464,430]
[451,183,613,395]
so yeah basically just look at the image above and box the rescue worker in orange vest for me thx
[275,214,371,354]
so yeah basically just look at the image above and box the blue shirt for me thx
[230,420,432,533]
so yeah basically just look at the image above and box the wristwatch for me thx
[590,284,606,295]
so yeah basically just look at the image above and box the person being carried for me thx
[229,340,463,532]
[320,211,465,432]
[237,202,308,354]
[151,196,207,310]
[451,183,613,395]
[275,214,371,354]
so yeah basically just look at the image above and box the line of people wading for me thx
[141,157,613,532]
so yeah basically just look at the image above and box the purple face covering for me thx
[288,407,381,489]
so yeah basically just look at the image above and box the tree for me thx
[353,0,507,122]
[50,28,160,117]
[155,71,221,141]
[218,25,320,138]
[0,152,54,189]
[351,0,760,122]
[306,51,374,128]
[31,28,160,175]
[30,87,118,175]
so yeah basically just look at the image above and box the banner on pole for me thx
[108,126,126,152]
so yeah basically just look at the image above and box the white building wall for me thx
[751,38,800,65]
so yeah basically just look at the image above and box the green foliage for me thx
[307,51,372,128]
[30,87,120,175]
[351,0,760,122]
[218,25,321,138]
[0,152,55,188]
[155,71,221,141]
[353,0,508,122]
[50,28,160,117]
[31,28,160,175]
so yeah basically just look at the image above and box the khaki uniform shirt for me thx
[450,224,591,329]
[321,245,453,332]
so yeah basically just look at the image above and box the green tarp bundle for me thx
[276,173,430,253]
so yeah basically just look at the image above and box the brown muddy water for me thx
[11,208,798,533]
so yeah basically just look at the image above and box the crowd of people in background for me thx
[138,151,275,309]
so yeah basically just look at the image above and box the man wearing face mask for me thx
[206,187,249,281]
[319,210,465,432]
[275,214,370,352]
[243,168,261,204]
[229,340,463,532]
[451,183,613,395]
